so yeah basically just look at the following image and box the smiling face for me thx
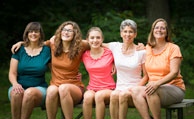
[120,26,137,44]
[28,30,40,43]
[61,24,74,42]
[153,21,167,40]
[88,30,103,49]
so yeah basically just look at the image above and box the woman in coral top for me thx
[82,27,116,119]
[131,18,185,119]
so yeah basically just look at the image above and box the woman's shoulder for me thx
[109,42,122,46]
[82,50,90,57]
[108,42,122,50]
[168,42,180,49]
[163,42,180,52]
[16,45,25,54]
[136,49,146,55]
[43,45,51,50]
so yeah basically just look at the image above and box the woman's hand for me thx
[145,81,160,95]
[11,41,24,54]
[12,83,24,94]
[76,72,82,81]
[111,63,116,75]
[136,43,145,51]
[50,35,56,44]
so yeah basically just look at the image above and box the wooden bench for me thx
[164,99,194,119]
[61,99,194,119]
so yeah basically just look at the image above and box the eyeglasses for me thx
[62,28,74,33]
[154,26,166,30]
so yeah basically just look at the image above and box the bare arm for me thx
[11,41,24,54]
[102,43,109,48]
[9,58,24,94]
[111,63,117,76]
[145,57,182,95]
[138,63,149,86]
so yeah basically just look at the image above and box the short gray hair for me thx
[120,19,137,33]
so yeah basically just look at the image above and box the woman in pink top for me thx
[131,18,185,119]
[82,27,116,119]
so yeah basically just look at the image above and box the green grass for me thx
[1,68,194,119]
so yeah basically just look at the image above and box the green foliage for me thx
[0,0,194,84]
[88,10,149,44]
[170,16,194,84]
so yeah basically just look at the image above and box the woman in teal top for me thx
[8,22,51,119]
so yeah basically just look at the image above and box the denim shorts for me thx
[8,86,47,106]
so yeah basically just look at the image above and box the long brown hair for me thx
[54,21,82,60]
[147,18,171,47]
[23,22,44,47]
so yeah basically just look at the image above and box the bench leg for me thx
[75,112,83,119]
[166,109,172,119]
[177,108,183,119]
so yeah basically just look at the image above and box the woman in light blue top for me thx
[8,22,51,119]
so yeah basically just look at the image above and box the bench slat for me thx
[166,99,194,108]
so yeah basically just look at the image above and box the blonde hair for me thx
[54,21,82,60]
[86,27,104,41]
[147,18,171,47]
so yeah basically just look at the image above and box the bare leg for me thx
[131,86,150,119]
[46,85,59,119]
[146,89,162,119]
[10,90,24,119]
[110,90,120,119]
[21,88,42,119]
[59,84,83,119]
[95,90,112,119]
[119,90,132,119]
[83,90,95,119]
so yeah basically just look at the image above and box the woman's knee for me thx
[110,91,119,102]
[22,89,38,104]
[83,92,95,105]
[131,86,145,98]
[146,89,161,101]
[11,90,24,101]
[95,91,105,103]
[46,85,59,99]
[58,84,71,97]
[119,91,130,103]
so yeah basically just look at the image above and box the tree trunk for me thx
[146,0,170,26]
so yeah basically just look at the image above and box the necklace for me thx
[25,46,43,57]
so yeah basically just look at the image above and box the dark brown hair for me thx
[23,22,44,47]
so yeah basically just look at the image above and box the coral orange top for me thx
[45,40,89,88]
[145,43,185,91]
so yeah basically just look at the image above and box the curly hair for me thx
[23,22,44,47]
[147,18,171,47]
[54,21,82,60]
